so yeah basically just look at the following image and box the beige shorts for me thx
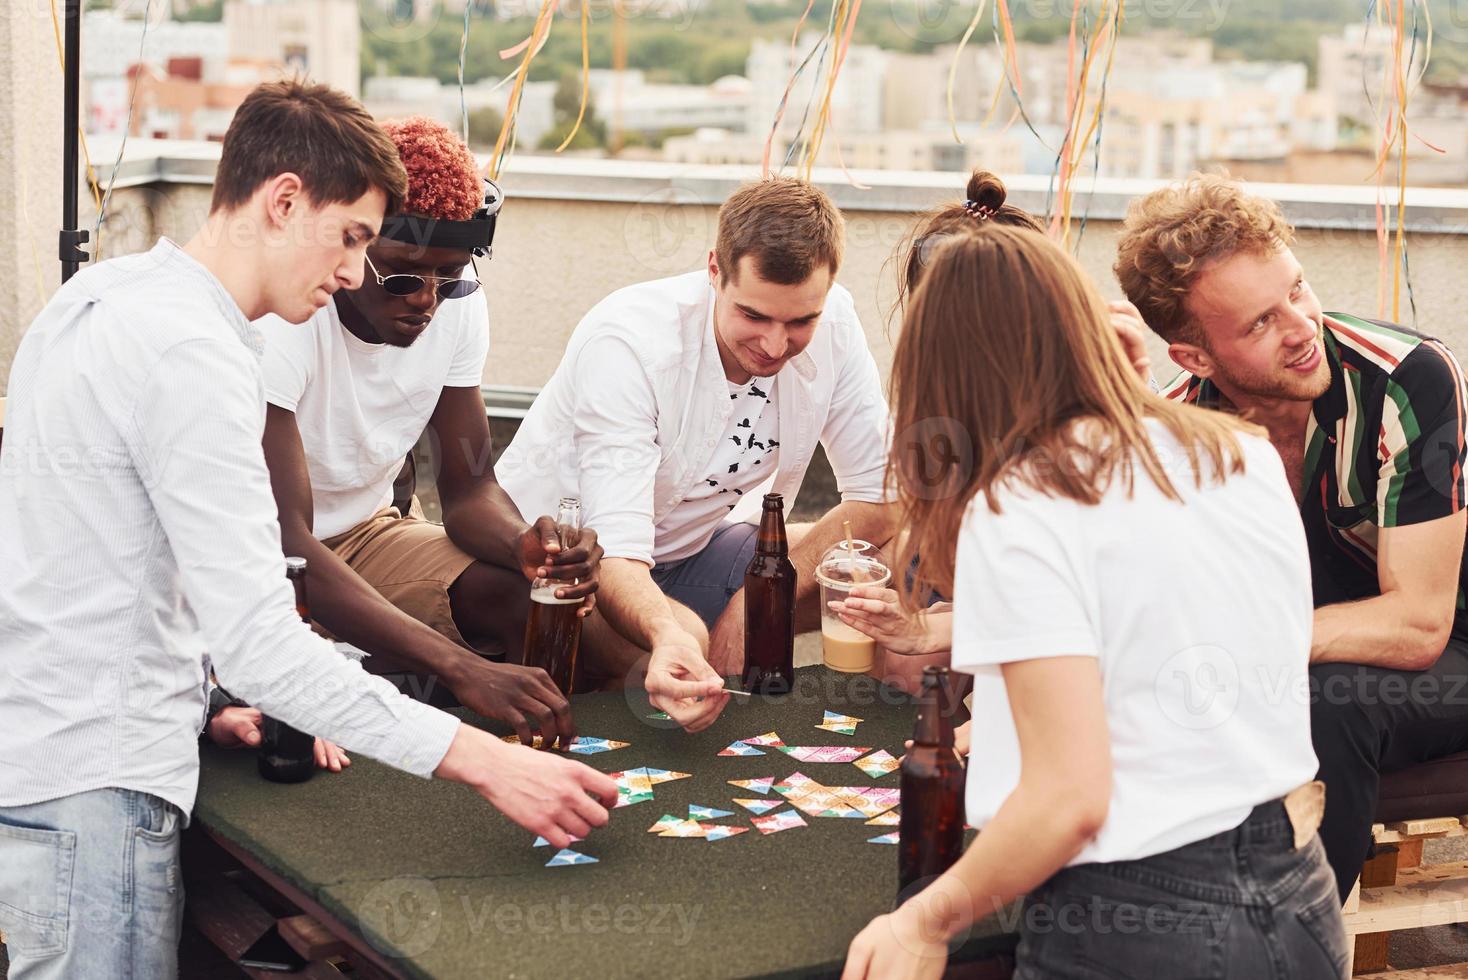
[322,501,476,648]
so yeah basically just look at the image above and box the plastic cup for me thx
[816,547,891,674]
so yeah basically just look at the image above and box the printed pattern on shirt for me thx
[702,380,781,508]
[1160,313,1468,634]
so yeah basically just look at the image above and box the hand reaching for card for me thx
[645,638,727,733]
[434,723,617,850]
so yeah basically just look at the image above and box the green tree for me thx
[466,105,505,151]
[539,72,606,151]
[175,0,224,22]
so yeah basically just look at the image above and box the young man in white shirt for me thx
[0,81,616,980]
[498,178,897,729]
[256,117,602,747]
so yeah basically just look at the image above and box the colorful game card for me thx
[689,805,735,820]
[750,810,808,835]
[703,825,749,842]
[728,776,776,795]
[816,711,863,736]
[853,749,900,778]
[778,746,872,764]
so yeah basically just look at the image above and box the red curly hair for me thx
[381,116,482,221]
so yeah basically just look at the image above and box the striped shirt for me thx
[1161,313,1468,637]
[0,239,459,817]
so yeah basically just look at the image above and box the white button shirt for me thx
[497,271,891,566]
[0,240,458,817]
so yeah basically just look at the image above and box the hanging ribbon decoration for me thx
[484,0,560,181]
[1365,0,1434,324]
[554,0,593,153]
[1047,0,1123,250]
[759,0,867,187]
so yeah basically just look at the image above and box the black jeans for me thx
[1014,801,1347,979]
[1311,635,1468,900]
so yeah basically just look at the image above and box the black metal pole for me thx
[59,0,89,282]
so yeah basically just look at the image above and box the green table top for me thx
[195,667,1015,979]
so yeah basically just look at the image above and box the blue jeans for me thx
[0,788,184,980]
[1014,799,1348,980]
[650,522,759,629]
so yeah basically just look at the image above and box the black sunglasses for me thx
[364,254,481,300]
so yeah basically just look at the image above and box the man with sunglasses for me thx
[254,117,601,746]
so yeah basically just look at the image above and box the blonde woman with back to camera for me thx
[842,225,1346,979]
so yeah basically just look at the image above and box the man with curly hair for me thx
[255,117,623,746]
[1116,173,1468,901]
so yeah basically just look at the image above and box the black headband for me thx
[379,177,503,257]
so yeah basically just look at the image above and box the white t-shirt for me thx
[256,295,490,539]
[653,377,782,562]
[951,420,1318,865]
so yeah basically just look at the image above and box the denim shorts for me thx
[1014,799,1348,980]
[650,522,759,629]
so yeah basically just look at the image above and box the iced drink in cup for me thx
[816,540,891,673]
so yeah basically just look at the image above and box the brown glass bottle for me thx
[257,556,318,784]
[523,497,584,696]
[742,493,796,695]
[898,665,965,902]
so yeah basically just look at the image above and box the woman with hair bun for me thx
[835,170,1157,695]
[896,170,1044,312]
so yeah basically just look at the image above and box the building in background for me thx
[126,58,281,141]
[664,124,1022,175]
[364,75,558,147]
[85,1,360,139]
[224,0,360,98]
[592,71,751,141]
[746,35,888,138]
[84,10,229,135]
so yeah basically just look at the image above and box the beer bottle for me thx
[898,665,965,902]
[523,497,584,697]
[257,557,318,784]
[742,493,796,695]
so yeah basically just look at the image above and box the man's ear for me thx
[1168,340,1215,380]
[260,172,305,230]
[707,249,720,287]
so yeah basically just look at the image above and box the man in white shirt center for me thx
[499,178,897,730]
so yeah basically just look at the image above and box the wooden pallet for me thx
[1345,817,1468,975]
